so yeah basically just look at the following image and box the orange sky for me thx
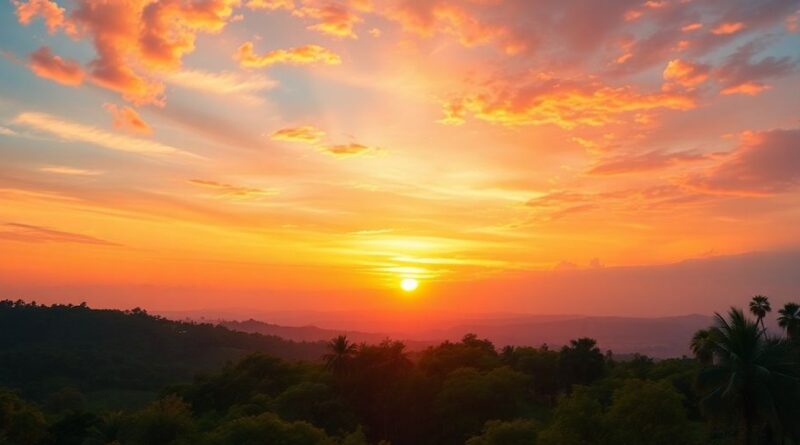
[1,0,799,316]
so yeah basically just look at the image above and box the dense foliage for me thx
[1,297,798,445]
[0,300,326,407]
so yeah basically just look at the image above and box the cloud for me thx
[164,69,275,100]
[103,103,153,135]
[0,222,119,246]
[138,0,240,70]
[525,184,712,221]
[294,3,362,38]
[15,0,241,105]
[587,150,709,176]
[13,112,191,157]
[788,11,799,32]
[13,0,73,34]
[235,42,342,68]
[0,127,19,137]
[711,22,745,35]
[187,179,275,199]
[440,75,696,129]
[321,142,379,157]
[270,125,326,143]
[715,39,797,96]
[70,0,165,105]
[681,23,703,32]
[39,166,103,176]
[689,128,800,195]
[385,1,519,53]
[662,59,710,90]
[246,0,294,10]
[28,46,84,86]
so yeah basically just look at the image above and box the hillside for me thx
[0,300,326,406]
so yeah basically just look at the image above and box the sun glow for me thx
[400,278,419,292]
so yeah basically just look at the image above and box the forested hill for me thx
[0,300,326,403]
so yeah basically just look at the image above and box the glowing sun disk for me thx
[400,278,419,292]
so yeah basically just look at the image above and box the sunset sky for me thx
[1,0,799,316]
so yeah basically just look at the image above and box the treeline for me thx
[0,297,799,445]
[0,300,326,405]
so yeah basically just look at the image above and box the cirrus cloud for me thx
[12,111,191,157]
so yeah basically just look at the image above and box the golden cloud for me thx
[440,77,696,129]
[235,42,342,68]
[271,126,326,144]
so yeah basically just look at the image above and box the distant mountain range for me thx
[216,313,714,358]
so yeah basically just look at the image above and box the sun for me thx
[400,278,419,292]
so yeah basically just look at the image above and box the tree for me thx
[201,412,335,445]
[777,302,800,342]
[0,389,48,445]
[466,419,538,445]
[418,334,500,379]
[748,295,771,333]
[435,367,530,444]
[120,395,194,445]
[504,346,560,401]
[323,336,357,375]
[538,386,606,445]
[606,380,698,445]
[690,329,715,366]
[559,338,605,388]
[696,308,800,445]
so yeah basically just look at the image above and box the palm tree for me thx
[690,328,715,365]
[696,308,800,445]
[748,295,771,333]
[323,335,357,374]
[778,302,800,342]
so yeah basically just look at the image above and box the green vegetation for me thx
[1,296,798,445]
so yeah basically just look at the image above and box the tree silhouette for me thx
[323,335,357,374]
[696,308,800,445]
[777,302,800,342]
[690,329,715,366]
[748,295,771,333]
[559,338,605,387]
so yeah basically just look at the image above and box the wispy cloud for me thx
[188,179,276,199]
[0,222,120,246]
[164,69,275,102]
[0,127,18,136]
[39,166,103,176]
[12,112,194,157]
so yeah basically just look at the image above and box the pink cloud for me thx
[104,103,153,135]
[662,59,711,90]
[690,128,800,195]
[28,46,84,86]
[13,0,73,34]
[14,0,242,106]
